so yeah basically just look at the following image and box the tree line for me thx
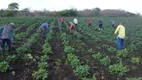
[0,2,141,17]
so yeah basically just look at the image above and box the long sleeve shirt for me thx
[88,19,92,24]
[110,20,115,25]
[73,18,78,24]
[0,25,16,40]
[61,17,65,22]
[41,23,50,31]
[114,25,125,39]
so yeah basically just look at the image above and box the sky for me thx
[0,0,142,14]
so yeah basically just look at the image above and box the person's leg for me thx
[117,37,121,50]
[88,24,90,27]
[42,30,46,37]
[112,24,115,29]
[7,39,12,52]
[121,39,124,50]
[1,39,6,53]
[100,24,102,30]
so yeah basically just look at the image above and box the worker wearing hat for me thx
[0,23,16,53]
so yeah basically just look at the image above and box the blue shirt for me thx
[41,23,50,31]
[0,25,16,40]
[110,20,115,25]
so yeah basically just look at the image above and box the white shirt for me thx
[73,18,78,24]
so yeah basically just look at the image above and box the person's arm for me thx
[12,32,16,40]
[11,28,16,40]
[114,26,120,34]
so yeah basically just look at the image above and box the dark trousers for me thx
[112,24,115,28]
[88,23,92,27]
[117,37,124,50]
[1,39,12,53]
[61,22,64,27]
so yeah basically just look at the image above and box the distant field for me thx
[0,17,142,80]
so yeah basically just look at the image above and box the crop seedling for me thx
[100,56,111,66]
[92,52,103,60]
[64,46,74,53]
[130,57,140,65]
[108,61,128,77]
[117,49,129,58]
[32,68,48,80]
[74,65,89,78]
[0,61,10,72]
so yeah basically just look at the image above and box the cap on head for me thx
[9,23,14,27]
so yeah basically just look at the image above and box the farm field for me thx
[0,17,142,80]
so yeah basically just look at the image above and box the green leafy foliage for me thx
[126,77,142,80]
[6,55,16,62]
[92,52,103,60]
[130,57,140,65]
[0,61,10,72]
[38,62,48,69]
[117,49,129,58]
[32,68,48,80]
[64,46,74,53]
[100,56,111,66]
[74,65,89,78]
[108,61,128,76]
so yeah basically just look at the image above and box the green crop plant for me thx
[130,57,140,65]
[108,61,128,77]
[92,52,103,60]
[6,55,16,62]
[42,43,53,55]
[38,62,48,69]
[70,58,80,68]
[126,77,142,80]
[74,65,89,78]
[0,61,10,72]
[108,47,117,53]
[92,75,97,80]
[41,55,48,62]
[100,56,111,66]
[64,46,74,53]
[117,49,129,58]
[32,68,48,80]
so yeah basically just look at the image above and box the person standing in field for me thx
[110,20,115,29]
[41,23,50,38]
[73,17,78,26]
[0,23,16,53]
[88,19,92,27]
[114,23,125,50]
[61,17,65,27]
[69,22,75,33]
[98,20,103,30]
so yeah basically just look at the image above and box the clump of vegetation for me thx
[0,61,10,72]
[117,49,129,58]
[126,77,142,80]
[100,56,111,66]
[32,68,48,80]
[92,52,103,60]
[74,65,89,78]
[108,61,128,76]
[130,57,140,65]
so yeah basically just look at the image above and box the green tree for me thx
[92,7,101,16]
[8,2,19,10]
